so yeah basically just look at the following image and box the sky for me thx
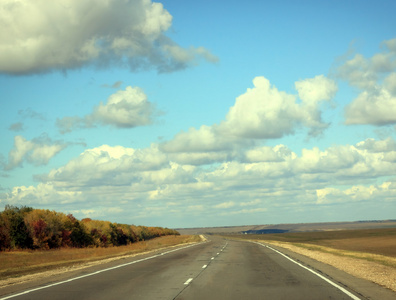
[1,0,396,228]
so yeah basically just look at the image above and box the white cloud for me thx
[244,144,295,163]
[292,146,361,174]
[384,72,396,95]
[5,135,66,170]
[160,75,336,165]
[356,137,396,152]
[57,86,155,132]
[214,201,235,209]
[90,86,154,127]
[43,144,170,187]
[345,87,396,125]
[167,151,232,166]
[3,138,396,225]
[220,76,336,138]
[160,125,232,153]
[0,0,217,74]
[2,183,82,207]
[338,38,396,125]
[218,207,268,216]
[316,181,396,204]
[219,77,298,139]
[295,75,338,104]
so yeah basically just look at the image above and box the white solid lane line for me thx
[0,242,205,300]
[254,242,361,300]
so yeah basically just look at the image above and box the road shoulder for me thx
[254,241,396,300]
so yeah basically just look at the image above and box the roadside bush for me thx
[0,206,180,251]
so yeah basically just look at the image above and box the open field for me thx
[230,228,396,258]
[0,235,200,280]
[177,219,396,235]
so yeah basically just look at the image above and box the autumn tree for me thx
[0,206,180,251]
[1,205,33,249]
[0,213,11,250]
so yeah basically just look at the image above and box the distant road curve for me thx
[1,236,394,300]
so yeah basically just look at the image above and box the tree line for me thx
[0,205,179,250]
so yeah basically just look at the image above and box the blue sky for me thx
[1,0,396,228]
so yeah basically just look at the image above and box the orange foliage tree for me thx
[0,206,180,251]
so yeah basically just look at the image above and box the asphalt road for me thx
[1,236,395,300]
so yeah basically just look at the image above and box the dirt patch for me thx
[262,240,396,293]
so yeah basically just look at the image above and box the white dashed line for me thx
[184,278,193,285]
[0,242,204,300]
[202,265,207,269]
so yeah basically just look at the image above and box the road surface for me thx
[1,236,394,299]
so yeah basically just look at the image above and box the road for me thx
[1,236,394,300]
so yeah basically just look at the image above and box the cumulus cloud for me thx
[220,76,336,138]
[338,38,396,125]
[0,0,217,75]
[295,75,338,104]
[41,144,186,188]
[2,137,396,224]
[57,86,155,133]
[243,144,295,163]
[161,75,336,164]
[3,183,82,206]
[356,137,396,152]
[344,87,396,125]
[316,181,396,204]
[5,135,66,170]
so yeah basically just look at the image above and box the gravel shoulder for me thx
[259,240,396,298]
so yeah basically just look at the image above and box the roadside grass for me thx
[228,228,396,268]
[280,242,396,269]
[231,228,396,256]
[252,239,396,292]
[0,235,201,279]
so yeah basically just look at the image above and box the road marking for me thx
[0,242,205,300]
[202,265,207,269]
[211,257,214,260]
[254,242,361,300]
[184,278,193,285]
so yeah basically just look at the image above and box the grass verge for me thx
[255,239,396,292]
[265,241,396,269]
[0,235,201,280]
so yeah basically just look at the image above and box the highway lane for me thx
[0,239,222,300]
[1,236,394,299]
[177,239,357,299]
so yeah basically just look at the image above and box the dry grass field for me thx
[232,228,396,257]
[177,220,396,235]
[0,235,200,280]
